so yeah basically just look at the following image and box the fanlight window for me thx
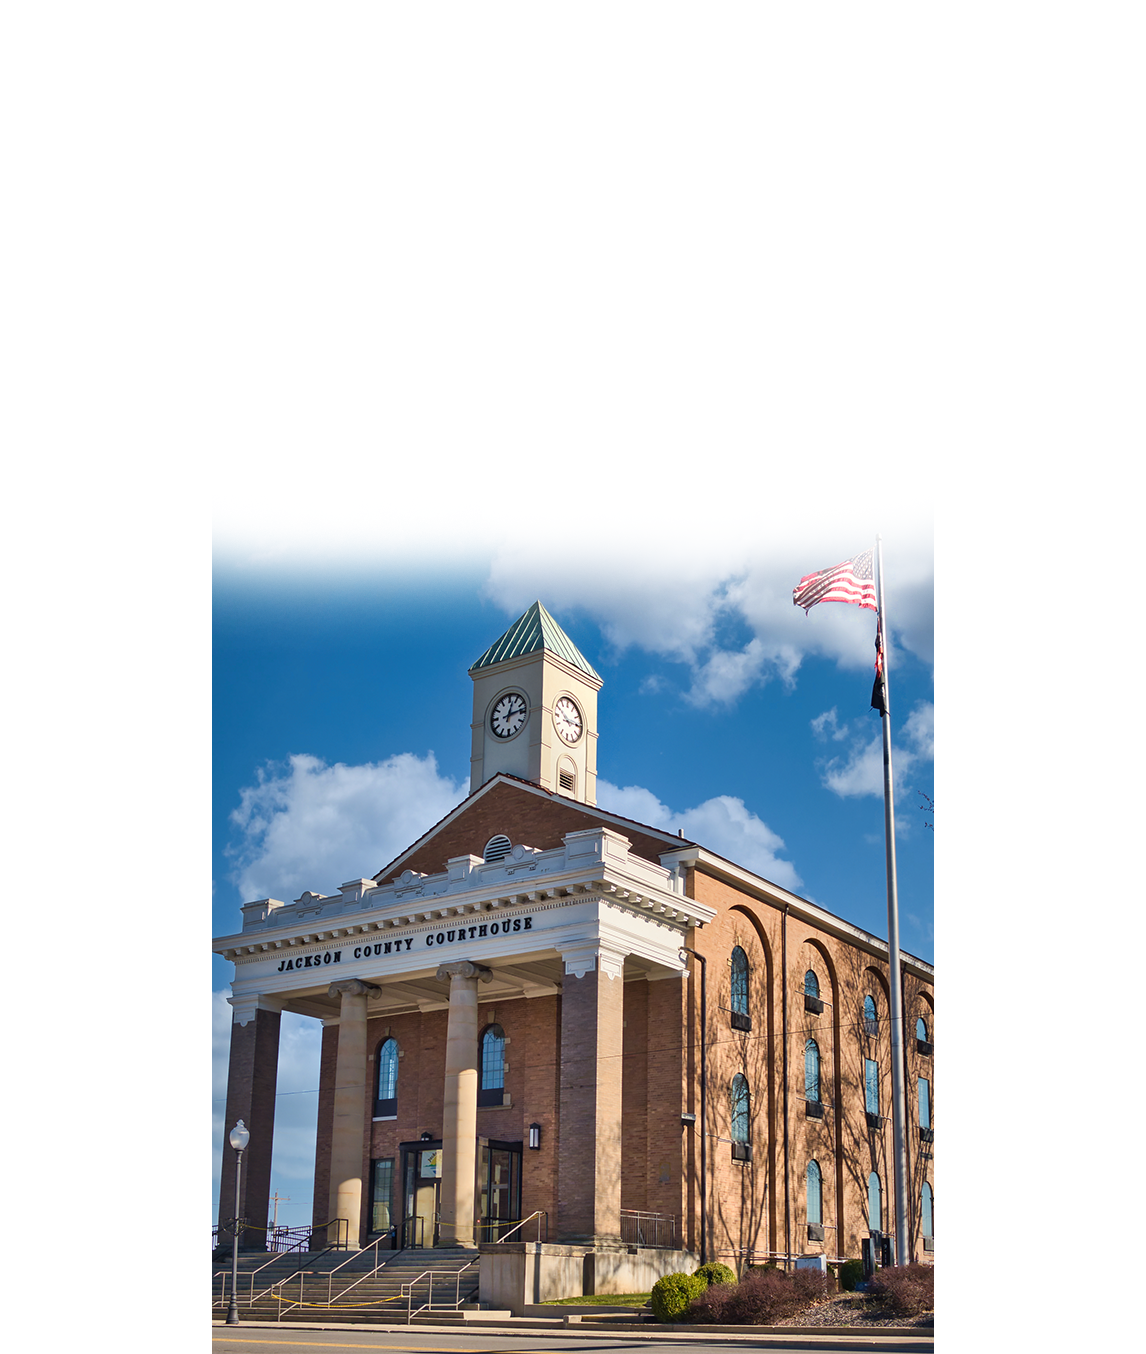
[484,835,512,862]
[375,1038,398,1115]
[804,1039,821,1104]
[479,1024,506,1106]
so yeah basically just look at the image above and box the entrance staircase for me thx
[213,1246,485,1325]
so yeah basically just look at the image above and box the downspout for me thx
[782,904,790,1270]
[680,945,707,1265]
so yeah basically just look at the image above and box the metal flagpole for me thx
[875,534,910,1268]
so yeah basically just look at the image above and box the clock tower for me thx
[468,601,603,805]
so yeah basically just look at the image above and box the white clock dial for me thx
[553,696,583,744]
[491,692,528,739]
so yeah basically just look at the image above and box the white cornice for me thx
[214,827,717,963]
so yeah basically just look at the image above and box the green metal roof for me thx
[469,601,601,681]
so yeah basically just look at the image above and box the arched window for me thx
[479,1024,506,1107]
[807,1160,823,1231]
[864,994,879,1037]
[921,1182,934,1244]
[375,1038,398,1117]
[865,1058,880,1120]
[730,947,751,1030]
[868,1172,882,1232]
[916,1014,932,1055]
[730,1074,751,1160]
[916,1015,928,1041]
[804,1039,821,1104]
[804,970,819,998]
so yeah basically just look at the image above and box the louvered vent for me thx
[559,769,576,793]
[483,834,512,862]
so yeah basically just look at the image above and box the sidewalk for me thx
[212,1314,935,1350]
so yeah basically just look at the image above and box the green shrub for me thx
[839,1258,864,1292]
[693,1262,738,1288]
[650,1272,707,1323]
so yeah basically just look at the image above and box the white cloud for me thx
[596,778,801,891]
[817,700,934,801]
[481,527,931,711]
[226,752,465,905]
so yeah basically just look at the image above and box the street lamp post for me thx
[226,1119,250,1326]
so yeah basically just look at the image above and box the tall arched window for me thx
[804,1039,821,1104]
[730,947,751,1030]
[375,1038,398,1117]
[864,993,879,1037]
[804,969,819,998]
[867,1172,882,1232]
[921,1182,934,1246]
[730,1074,751,1160]
[807,1160,823,1236]
[479,1024,506,1107]
[916,1014,933,1055]
[916,1015,928,1041]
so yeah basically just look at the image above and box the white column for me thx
[435,960,492,1248]
[327,978,380,1248]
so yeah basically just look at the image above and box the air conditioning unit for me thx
[806,1224,824,1243]
[731,1141,752,1162]
[805,1100,824,1120]
[804,995,824,1015]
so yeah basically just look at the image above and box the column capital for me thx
[328,978,382,999]
[436,961,493,984]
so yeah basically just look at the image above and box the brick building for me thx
[214,601,934,1295]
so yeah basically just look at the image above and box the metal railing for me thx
[481,1210,549,1244]
[274,1233,399,1321]
[620,1209,677,1249]
[212,1217,349,1311]
[403,1259,479,1324]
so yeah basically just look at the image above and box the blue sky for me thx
[212,535,933,1227]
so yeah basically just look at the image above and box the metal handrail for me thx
[620,1208,676,1249]
[489,1210,548,1244]
[212,1217,349,1310]
[323,1235,396,1305]
[403,1260,479,1324]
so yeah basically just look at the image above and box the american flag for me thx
[792,550,877,614]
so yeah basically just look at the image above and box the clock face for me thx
[553,696,583,745]
[490,691,528,739]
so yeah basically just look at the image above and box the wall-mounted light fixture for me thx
[528,1122,541,1150]
[681,1113,697,1128]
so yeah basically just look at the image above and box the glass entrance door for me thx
[399,1142,442,1248]
[479,1141,522,1242]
